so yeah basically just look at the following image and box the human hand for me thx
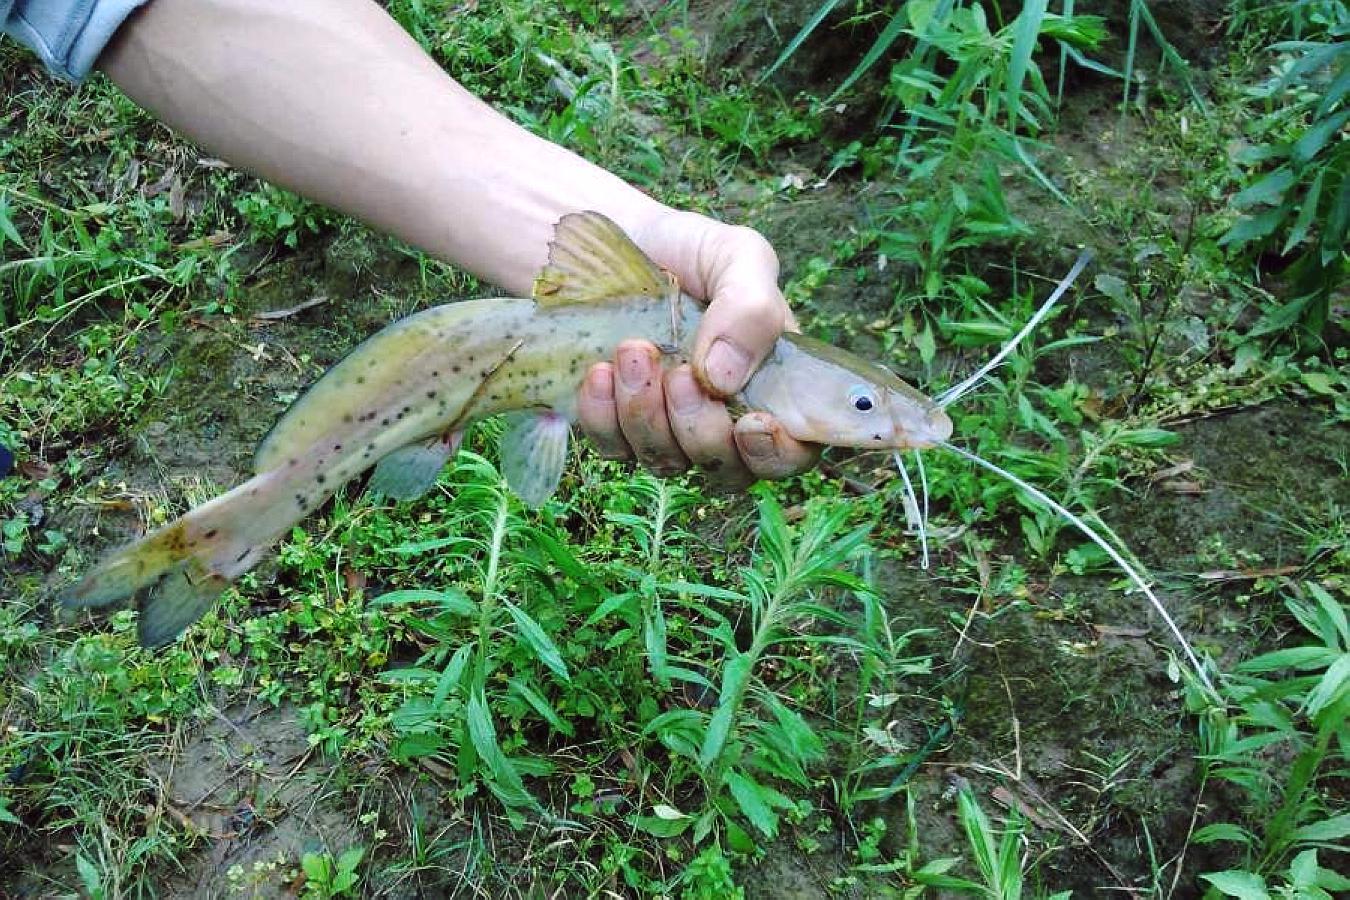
[576,210,820,488]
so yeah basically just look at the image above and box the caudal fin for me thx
[62,468,305,647]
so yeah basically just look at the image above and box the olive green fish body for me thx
[63,212,949,647]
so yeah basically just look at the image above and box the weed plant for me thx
[2,2,1349,896]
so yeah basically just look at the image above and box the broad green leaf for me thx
[508,676,574,737]
[337,846,365,872]
[583,590,637,626]
[0,196,24,250]
[1306,583,1348,646]
[698,653,752,769]
[467,689,535,809]
[630,813,690,837]
[1284,169,1324,253]
[660,581,748,603]
[1238,645,1336,673]
[432,644,473,708]
[504,600,570,682]
[1304,655,1349,718]
[1006,0,1049,138]
[645,600,669,684]
[392,730,445,762]
[1293,108,1350,165]
[1114,427,1180,448]
[1201,870,1269,900]
[1220,206,1289,247]
[1292,813,1350,842]
[726,770,779,838]
[370,588,475,616]
[1192,823,1252,845]
[1233,167,1295,208]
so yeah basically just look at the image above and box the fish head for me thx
[743,333,952,450]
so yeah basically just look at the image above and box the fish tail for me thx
[62,467,315,647]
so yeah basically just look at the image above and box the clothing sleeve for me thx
[3,0,149,82]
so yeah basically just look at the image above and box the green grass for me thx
[3,2,1349,896]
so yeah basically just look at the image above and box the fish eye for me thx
[848,386,876,413]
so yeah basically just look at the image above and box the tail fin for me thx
[62,467,313,647]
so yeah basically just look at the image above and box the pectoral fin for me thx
[499,412,570,507]
[368,433,462,501]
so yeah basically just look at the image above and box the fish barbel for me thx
[62,212,952,647]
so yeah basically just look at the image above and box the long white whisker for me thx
[893,451,929,569]
[915,448,929,562]
[937,250,1094,409]
[938,440,1217,698]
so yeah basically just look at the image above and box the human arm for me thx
[96,0,816,483]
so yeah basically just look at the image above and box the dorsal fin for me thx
[532,211,669,307]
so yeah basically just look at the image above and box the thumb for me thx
[690,226,789,397]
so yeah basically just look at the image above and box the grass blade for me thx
[760,0,846,83]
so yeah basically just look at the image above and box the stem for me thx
[476,492,511,675]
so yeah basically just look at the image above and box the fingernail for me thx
[705,338,751,395]
[738,419,774,460]
[666,368,703,414]
[585,365,614,402]
[618,344,654,391]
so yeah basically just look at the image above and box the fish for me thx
[61,211,952,648]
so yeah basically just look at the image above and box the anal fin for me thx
[137,558,230,648]
[499,412,570,507]
[367,433,462,501]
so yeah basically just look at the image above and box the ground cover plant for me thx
[2,0,1347,896]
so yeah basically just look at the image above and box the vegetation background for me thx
[1,0,1346,896]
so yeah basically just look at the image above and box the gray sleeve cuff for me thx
[4,0,150,82]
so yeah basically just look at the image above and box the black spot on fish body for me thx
[334,444,342,451]
[343,414,354,424]
[317,474,327,484]
[235,548,251,564]
[204,529,219,539]
[288,458,298,467]
[452,365,461,374]
[381,418,391,426]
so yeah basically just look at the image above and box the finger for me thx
[614,340,690,476]
[663,365,754,489]
[734,413,821,481]
[691,227,788,397]
[576,363,632,459]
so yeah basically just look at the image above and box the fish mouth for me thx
[894,407,954,449]
[926,408,954,443]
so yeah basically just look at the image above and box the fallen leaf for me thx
[1150,459,1195,481]
[174,230,234,250]
[251,296,330,321]
[1092,624,1149,638]
[1198,565,1301,582]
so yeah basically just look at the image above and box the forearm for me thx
[98,0,667,295]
